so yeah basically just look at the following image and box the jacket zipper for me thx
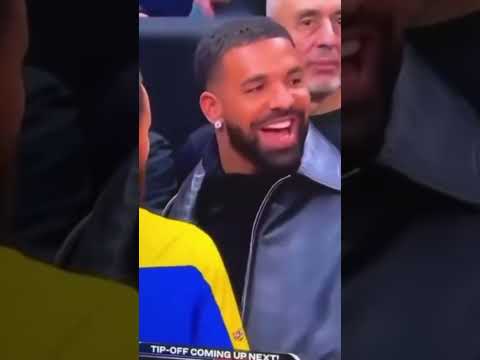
[161,193,179,216]
[241,175,291,321]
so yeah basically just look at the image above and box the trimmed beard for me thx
[224,119,308,176]
[309,76,341,99]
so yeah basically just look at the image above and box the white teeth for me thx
[342,40,361,58]
[265,120,291,130]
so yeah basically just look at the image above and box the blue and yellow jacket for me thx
[139,208,249,350]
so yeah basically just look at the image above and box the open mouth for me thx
[258,116,299,149]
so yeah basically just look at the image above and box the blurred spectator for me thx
[8,0,139,284]
[54,152,138,287]
[12,68,92,262]
[342,1,480,359]
[1,2,136,359]
[51,65,139,287]
[9,63,138,287]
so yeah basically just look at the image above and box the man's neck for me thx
[310,89,341,116]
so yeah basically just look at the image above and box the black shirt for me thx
[196,172,276,304]
[144,131,178,211]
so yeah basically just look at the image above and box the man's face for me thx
[0,0,28,227]
[212,37,311,174]
[342,0,423,164]
[270,0,341,98]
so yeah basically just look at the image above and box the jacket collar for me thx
[166,123,341,221]
[299,123,341,191]
[197,122,341,192]
[378,45,480,206]
[200,122,341,191]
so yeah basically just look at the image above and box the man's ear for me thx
[199,91,223,126]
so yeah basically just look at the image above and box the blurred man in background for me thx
[267,0,340,114]
[342,1,480,359]
[0,1,136,358]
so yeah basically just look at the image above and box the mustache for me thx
[252,108,306,129]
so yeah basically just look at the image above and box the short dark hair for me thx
[194,17,295,91]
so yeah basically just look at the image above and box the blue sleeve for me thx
[139,266,233,349]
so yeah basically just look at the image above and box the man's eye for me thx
[301,18,313,27]
[336,15,341,24]
[290,77,303,87]
[246,84,264,93]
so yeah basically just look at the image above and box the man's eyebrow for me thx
[241,74,267,87]
[297,9,319,19]
[287,66,304,76]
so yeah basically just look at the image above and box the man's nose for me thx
[269,85,294,111]
[314,19,337,49]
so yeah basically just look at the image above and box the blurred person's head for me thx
[0,0,28,235]
[139,73,151,198]
[195,18,311,176]
[192,0,231,17]
[267,0,341,114]
[341,0,425,169]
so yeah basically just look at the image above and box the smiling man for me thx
[168,0,342,192]
[163,18,341,360]
[196,29,310,175]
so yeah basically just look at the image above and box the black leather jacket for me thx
[163,125,341,360]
